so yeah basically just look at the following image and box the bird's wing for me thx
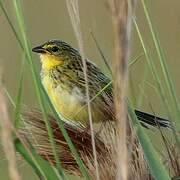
[79,59,171,128]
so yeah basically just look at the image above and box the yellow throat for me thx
[40,54,63,71]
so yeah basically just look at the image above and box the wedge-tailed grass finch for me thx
[32,40,170,128]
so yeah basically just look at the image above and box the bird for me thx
[32,39,170,128]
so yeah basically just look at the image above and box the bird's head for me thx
[32,40,81,71]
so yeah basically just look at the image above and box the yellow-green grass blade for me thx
[133,18,170,116]
[13,61,25,128]
[129,52,144,67]
[0,0,23,49]
[14,138,60,180]
[136,65,149,108]
[90,31,112,75]
[127,100,171,180]
[140,0,180,135]
[133,18,180,149]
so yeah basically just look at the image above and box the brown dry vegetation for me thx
[18,108,179,179]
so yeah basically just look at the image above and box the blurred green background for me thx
[0,0,180,179]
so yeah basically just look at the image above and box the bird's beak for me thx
[32,45,47,54]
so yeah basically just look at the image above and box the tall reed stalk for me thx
[108,0,134,179]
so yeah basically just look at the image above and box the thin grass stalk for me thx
[66,0,99,179]
[141,0,180,143]
[136,65,149,108]
[108,0,133,179]
[133,18,180,150]
[90,31,112,75]
[128,52,144,67]
[11,0,65,177]
[13,60,25,128]
[133,18,171,116]
[0,0,23,49]
[0,73,21,180]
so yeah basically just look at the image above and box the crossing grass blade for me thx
[127,100,171,180]
[128,52,144,67]
[90,31,112,75]
[14,138,60,180]
[11,0,65,177]
[40,83,90,180]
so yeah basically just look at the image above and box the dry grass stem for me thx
[0,72,21,180]
[66,0,100,179]
[108,0,134,179]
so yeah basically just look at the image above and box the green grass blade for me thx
[133,18,170,115]
[141,0,180,131]
[14,138,60,180]
[133,18,180,149]
[13,73,23,128]
[128,52,144,67]
[0,0,23,49]
[11,0,64,176]
[13,61,25,128]
[127,100,171,180]
[90,31,112,75]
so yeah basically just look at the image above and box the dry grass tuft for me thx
[17,108,179,179]
[18,108,151,180]
[20,108,114,179]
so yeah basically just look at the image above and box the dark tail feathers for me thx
[135,110,171,128]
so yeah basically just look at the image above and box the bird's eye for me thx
[51,46,59,52]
